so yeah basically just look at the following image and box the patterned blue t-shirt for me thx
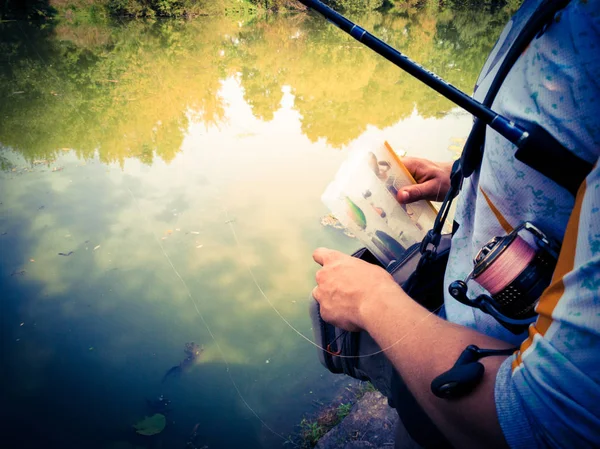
[444,1,600,447]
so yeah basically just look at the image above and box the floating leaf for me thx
[133,414,166,436]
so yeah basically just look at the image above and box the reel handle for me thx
[448,280,470,306]
[448,280,534,334]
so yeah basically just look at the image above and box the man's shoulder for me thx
[481,0,600,220]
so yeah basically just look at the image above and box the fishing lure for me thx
[344,196,367,230]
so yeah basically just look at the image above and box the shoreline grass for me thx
[288,381,378,448]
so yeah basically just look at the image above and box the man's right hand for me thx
[397,157,453,204]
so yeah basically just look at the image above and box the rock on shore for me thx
[315,391,421,449]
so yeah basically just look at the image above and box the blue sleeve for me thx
[496,334,600,448]
[495,358,537,448]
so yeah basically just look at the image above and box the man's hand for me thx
[397,157,453,204]
[312,247,401,332]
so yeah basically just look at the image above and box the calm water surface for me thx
[0,6,512,449]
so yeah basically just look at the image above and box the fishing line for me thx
[474,235,535,295]
[13,19,291,445]
[213,184,444,359]
[110,17,291,439]
[125,187,291,444]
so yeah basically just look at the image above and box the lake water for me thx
[0,5,513,449]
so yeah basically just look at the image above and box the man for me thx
[311,1,599,447]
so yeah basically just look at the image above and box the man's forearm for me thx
[361,283,513,448]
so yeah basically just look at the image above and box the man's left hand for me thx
[312,247,401,333]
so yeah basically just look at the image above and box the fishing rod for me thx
[298,0,591,195]
[298,0,522,139]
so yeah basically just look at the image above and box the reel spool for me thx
[449,222,559,333]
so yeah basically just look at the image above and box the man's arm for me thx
[361,283,512,448]
[312,254,511,448]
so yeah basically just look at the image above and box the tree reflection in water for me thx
[0,3,516,164]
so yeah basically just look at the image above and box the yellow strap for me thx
[479,187,514,234]
[512,178,587,370]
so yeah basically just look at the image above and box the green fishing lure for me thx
[345,196,367,230]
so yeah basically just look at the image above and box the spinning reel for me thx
[449,222,559,334]
[432,223,560,400]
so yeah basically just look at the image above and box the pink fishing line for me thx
[476,236,536,295]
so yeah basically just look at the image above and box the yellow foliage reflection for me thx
[0,5,513,163]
